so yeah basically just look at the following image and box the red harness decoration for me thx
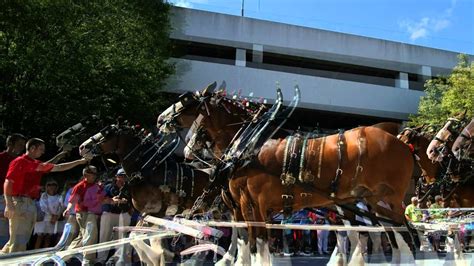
[408,143,415,153]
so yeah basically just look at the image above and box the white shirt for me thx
[39,192,63,221]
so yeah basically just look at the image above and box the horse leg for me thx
[128,220,169,266]
[130,232,163,266]
[240,188,257,254]
[249,205,271,266]
[235,201,252,265]
[368,232,385,263]
[216,190,239,265]
[229,179,251,266]
[215,211,238,266]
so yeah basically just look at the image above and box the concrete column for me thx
[252,44,263,63]
[420,65,432,83]
[396,72,409,89]
[236,48,246,67]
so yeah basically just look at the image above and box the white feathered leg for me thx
[251,238,271,266]
[130,234,166,266]
[235,238,251,265]
[393,231,414,265]
[215,226,237,266]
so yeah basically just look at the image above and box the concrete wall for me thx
[167,7,472,120]
[168,59,424,120]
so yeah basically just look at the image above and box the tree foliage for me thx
[0,0,174,146]
[410,54,474,130]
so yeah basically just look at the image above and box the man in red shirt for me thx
[0,134,27,247]
[2,138,88,253]
[64,165,104,264]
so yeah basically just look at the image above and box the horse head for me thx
[426,118,464,162]
[80,122,179,172]
[157,81,263,162]
[397,125,438,184]
[452,118,474,160]
[156,82,218,133]
[79,122,182,215]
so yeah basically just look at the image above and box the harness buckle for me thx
[281,194,294,200]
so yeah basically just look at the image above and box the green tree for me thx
[410,54,473,129]
[0,0,174,146]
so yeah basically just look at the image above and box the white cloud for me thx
[433,19,450,31]
[399,1,456,41]
[410,28,428,40]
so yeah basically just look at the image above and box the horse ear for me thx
[218,80,226,92]
[200,82,217,96]
[414,124,426,132]
[456,109,467,120]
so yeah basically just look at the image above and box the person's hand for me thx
[112,196,127,204]
[79,158,90,164]
[4,204,15,219]
[63,209,69,217]
[51,214,58,224]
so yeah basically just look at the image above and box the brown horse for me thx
[426,117,466,162]
[78,124,219,215]
[157,88,419,262]
[78,124,232,265]
[452,118,474,160]
[397,126,440,185]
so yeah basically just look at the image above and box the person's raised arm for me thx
[46,150,69,164]
[49,158,88,172]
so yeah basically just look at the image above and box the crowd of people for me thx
[0,134,139,265]
[1,132,472,265]
[405,195,472,253]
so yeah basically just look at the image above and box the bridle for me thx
[161,91,263,165]
[398,127,434,183]
[433,118,463,144]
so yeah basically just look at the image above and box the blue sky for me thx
[169,0,474,54]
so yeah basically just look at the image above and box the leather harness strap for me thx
[330,129,345,198]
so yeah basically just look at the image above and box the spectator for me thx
[404,196,425,251]
[61,179,80,247]
[0,134,26,248]
[295,208,313,256]
[429,195,445,252]
[281,213,294,257]
[327,209,348,256]
[64,165,104,265]
[97,168,132,265]
[34,180,62,248]
[2,138,87,253]
[316,208,330,255]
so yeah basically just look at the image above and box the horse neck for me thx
[116,135,144,174]
[156,162,212,202]
[462,119,474,138]
[415,135,440,178]
[453,119,474,156]
[202,102,252,153]
[371,122,402,136]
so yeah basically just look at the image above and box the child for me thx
[34,180,62,248]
